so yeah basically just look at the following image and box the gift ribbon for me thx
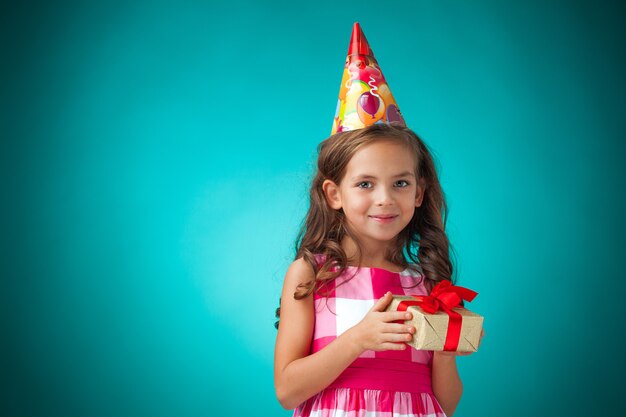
[397,281,478,351]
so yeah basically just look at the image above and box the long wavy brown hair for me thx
[275,123,455,327]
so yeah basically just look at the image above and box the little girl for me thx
[274,123,483,417]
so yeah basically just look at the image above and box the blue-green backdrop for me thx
[3,0,625,416]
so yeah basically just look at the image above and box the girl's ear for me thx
[322,179,342,210]
[415,178,426,207]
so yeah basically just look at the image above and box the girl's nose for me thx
[375,187,394,206]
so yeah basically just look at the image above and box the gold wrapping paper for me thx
[386,295,484,353]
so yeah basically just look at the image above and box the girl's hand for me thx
[434,328,485,358]
[346,291,415,353]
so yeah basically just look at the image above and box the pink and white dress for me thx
[294,264,447,417]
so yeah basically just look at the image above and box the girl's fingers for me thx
[370,291,393,312]
[382,310,413,322]
[385,333,413,343]
[379,342,408,351]
[383,323,414,334]
[369,294,413,320]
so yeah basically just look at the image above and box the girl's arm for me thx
[273,258,360,409]
[432,329,485,416]
[274,258,414,410]
[431,352,463,416]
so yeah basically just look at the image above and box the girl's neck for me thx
[341,236,403,272]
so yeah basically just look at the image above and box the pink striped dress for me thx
[294,263,447,417]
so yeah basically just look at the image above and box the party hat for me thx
[331,22,406,134]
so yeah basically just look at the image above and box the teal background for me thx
[3,0,625,416]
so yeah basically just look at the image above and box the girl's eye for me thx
[394,180,409,187]
[357,181,372,189]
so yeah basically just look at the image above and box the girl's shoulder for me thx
[289,257,316,274]
[283,257,316,287]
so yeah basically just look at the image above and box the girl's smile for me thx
[368,214,399,224]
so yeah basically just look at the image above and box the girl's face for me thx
[323,140,425,248]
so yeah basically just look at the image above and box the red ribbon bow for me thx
[397,281,478,351]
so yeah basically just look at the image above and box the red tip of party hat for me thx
[348,22,374,57]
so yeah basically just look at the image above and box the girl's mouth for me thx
[369,214,398,224]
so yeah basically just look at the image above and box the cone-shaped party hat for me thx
[331,22,406,134]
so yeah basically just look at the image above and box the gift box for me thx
[385,281,484,353]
